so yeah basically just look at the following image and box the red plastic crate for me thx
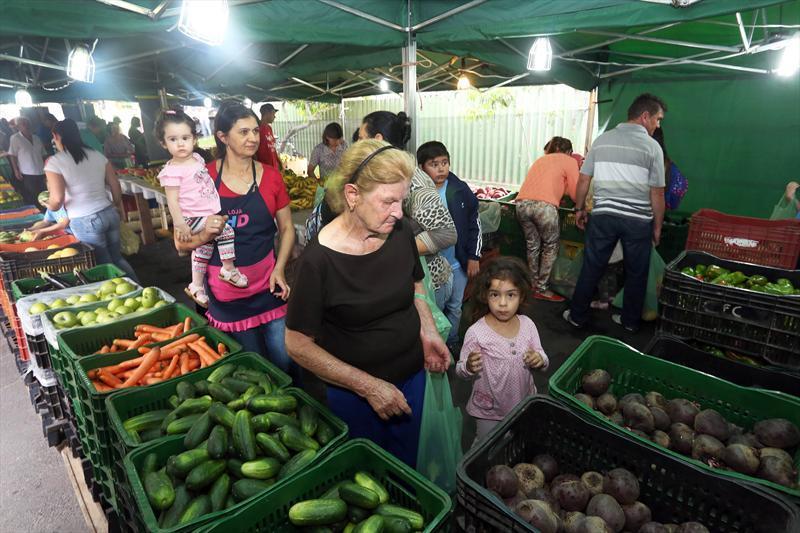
[685,209,800,269]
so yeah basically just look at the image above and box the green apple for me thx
[153,300,168,308]
[116,282,136,295]
[124,298,140,311]
[79,293,99,303]
[135,296,143,302]
[95,308,110,317]
[110,277,124,285]
[115,305,134,316]
[66,295,81,305]
[99,281,116,295]
[96,312,118,324]
[107,298,123,311]
[80,312,98,326]
[29,302,49,315]
[141,287,160,308]
[53,311,78,328]
[77,311,86,319]
[49,298,68,309]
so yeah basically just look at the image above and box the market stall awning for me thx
[1,0,798,103]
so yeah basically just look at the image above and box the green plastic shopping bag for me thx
[770,194,799,220]
[612,247,665,321]
[415,258,462,493]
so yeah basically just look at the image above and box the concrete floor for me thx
[0,227,655,532]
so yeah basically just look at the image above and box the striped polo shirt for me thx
[581,123,665,220]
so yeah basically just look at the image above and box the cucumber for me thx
[375,505,424,530]
[220,376,252,394]
[233,368,266,384]
[207,425,229,459]
[226,458,244,478]
[174,396,212,416]
[123,409,171,434]
[241,457,281,480]
[194,379,210,394]
[208,383,238,403]
[347,505,371,523]
[255,432,291,462]
[320,481,346,500]
[241,385,264,402]
[140,427,163,442]
[168,395,180,409]
[143,469,175,511]
[316,420,336,446]
[160,485,191,529]
[129,429,142,444]
[383,516,412,533]
[344,523,356,533]
[225,495,237,509]
[338,482,380,510]
[299,404,319,437]
[166,413,202,435]
[231,478,273,502]
[209,472,231,512]
[160,410,180,433]
[186,459,226,491]
[251,414,271,433]
[178,495,211,525]
[247,394,297,413]
[258,377,274,395]
[278,449,317,479]
[354,472,390,504]
[172,448,210,475]
[305,528,333,533]
[208,402,236,428]
[227,398,246,410]
[140,452,159,476]
[232,410,258,461]
[264,412,301,429]
[289,499,348,526]
[166,455,182,480]
[184,412,213,449]
[207,363,236,383]
[176,381,196,402]
[353,515,385,533]
[280,425,321,452]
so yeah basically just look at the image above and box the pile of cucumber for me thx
[134,364,336,528]
[289,472,426,533]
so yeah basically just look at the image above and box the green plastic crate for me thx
[197,438,452,533]
[548,335,800,497]
[124,387,349,533]
[11,263,126,301]
[106,350,291,467]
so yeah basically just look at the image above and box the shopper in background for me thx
[128,116,149,168]
[175,101,298,380]
[0,118,13,152]
[104,123,135,169]
[308,122,347,183]
[652,127,688,210]
[7,116,47,207]
[286,139,450,467]
[417,140,481,350]
[256,103,282,171]
[515,136,579,302]
[564,93,666,333]
[82,117,106,152]
[44,119,138,280]
[37,111,57,155]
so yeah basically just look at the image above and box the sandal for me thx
[184,284,209,308]
[219,267,249,288]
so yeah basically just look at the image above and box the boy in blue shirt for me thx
[29,191,70,239]
[417,141,481,349]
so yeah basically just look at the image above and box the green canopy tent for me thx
[1,0,798,215]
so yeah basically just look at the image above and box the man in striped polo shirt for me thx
[564,93,666,332]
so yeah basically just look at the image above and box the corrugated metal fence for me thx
[266,85,594,188]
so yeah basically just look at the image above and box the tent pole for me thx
[158,88,168,111]
[402,0,418,151]
[584,89,597,155]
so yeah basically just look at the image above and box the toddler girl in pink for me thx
[156,108,247,307]
[456,256,549,444]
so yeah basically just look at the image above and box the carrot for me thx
[195,338,221,360]
[120,347,161,388]
[169,324,183,338]
[110,344,119,353]
[162,355,180,380]
[142,377,164,385]
[190,343,216,368]
[161,333,199,352]
[187,358,200,371]
[217,343,227,356]
[179,352,190,375]
[150,332,170,342]
[99,345,110,354]
[98,369,123,389]
[129,334,152,350]
[136,325,172,335]
[113,339,135,349]
[92,380,112,392]
[183,317,192,333]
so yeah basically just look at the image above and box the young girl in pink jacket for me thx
[456,256,549,443]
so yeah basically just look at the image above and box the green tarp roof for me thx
[1,0,798,103]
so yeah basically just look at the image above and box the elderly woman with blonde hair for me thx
[285,139,450,467]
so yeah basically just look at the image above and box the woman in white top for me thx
[44,119,138,281]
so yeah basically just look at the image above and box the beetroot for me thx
[486,465,518,498]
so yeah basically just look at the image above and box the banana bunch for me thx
[283,169,317,211]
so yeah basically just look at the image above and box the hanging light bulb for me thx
[203,97,213,108]
[775,34,800,77]
[178,0,229,46]
[67,44,96,83]
[15,89,32,107]
[527,37,553,71]
[457,74,472,90]
[243,97,253,108]
[379,78,389,92]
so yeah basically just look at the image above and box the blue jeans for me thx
[69,205,139,282]
[570,214,652,329]
[441,267,467,344]
[228,317,302,385]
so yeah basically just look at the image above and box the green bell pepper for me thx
[746,275,768,287]
[681,266,696,277]
[748,284,767,293]
[706,265,729,280]
[695,264,708,276]
[728,271,747,286]
[776,278,794,289]
[764,283,789,295]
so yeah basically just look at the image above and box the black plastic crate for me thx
[644,334,800,396]
[26,333,51,369]
[0,243,95,293]
[457,396,800,533]
[40,411,68,448]
[660,251,799,369]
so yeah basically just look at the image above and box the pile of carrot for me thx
[92,317,194,354]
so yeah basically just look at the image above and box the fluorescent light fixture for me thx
[775,34,800,77]
[203,97,213,108]
[527,37,553,71]
[457,74,472,90]
[15,89,32,107]
[379,78,389,91]
[178,0,229,46]
[243,97,252,108]
[67,44,96,83]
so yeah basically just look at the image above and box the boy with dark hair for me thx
[417,140,481,349]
